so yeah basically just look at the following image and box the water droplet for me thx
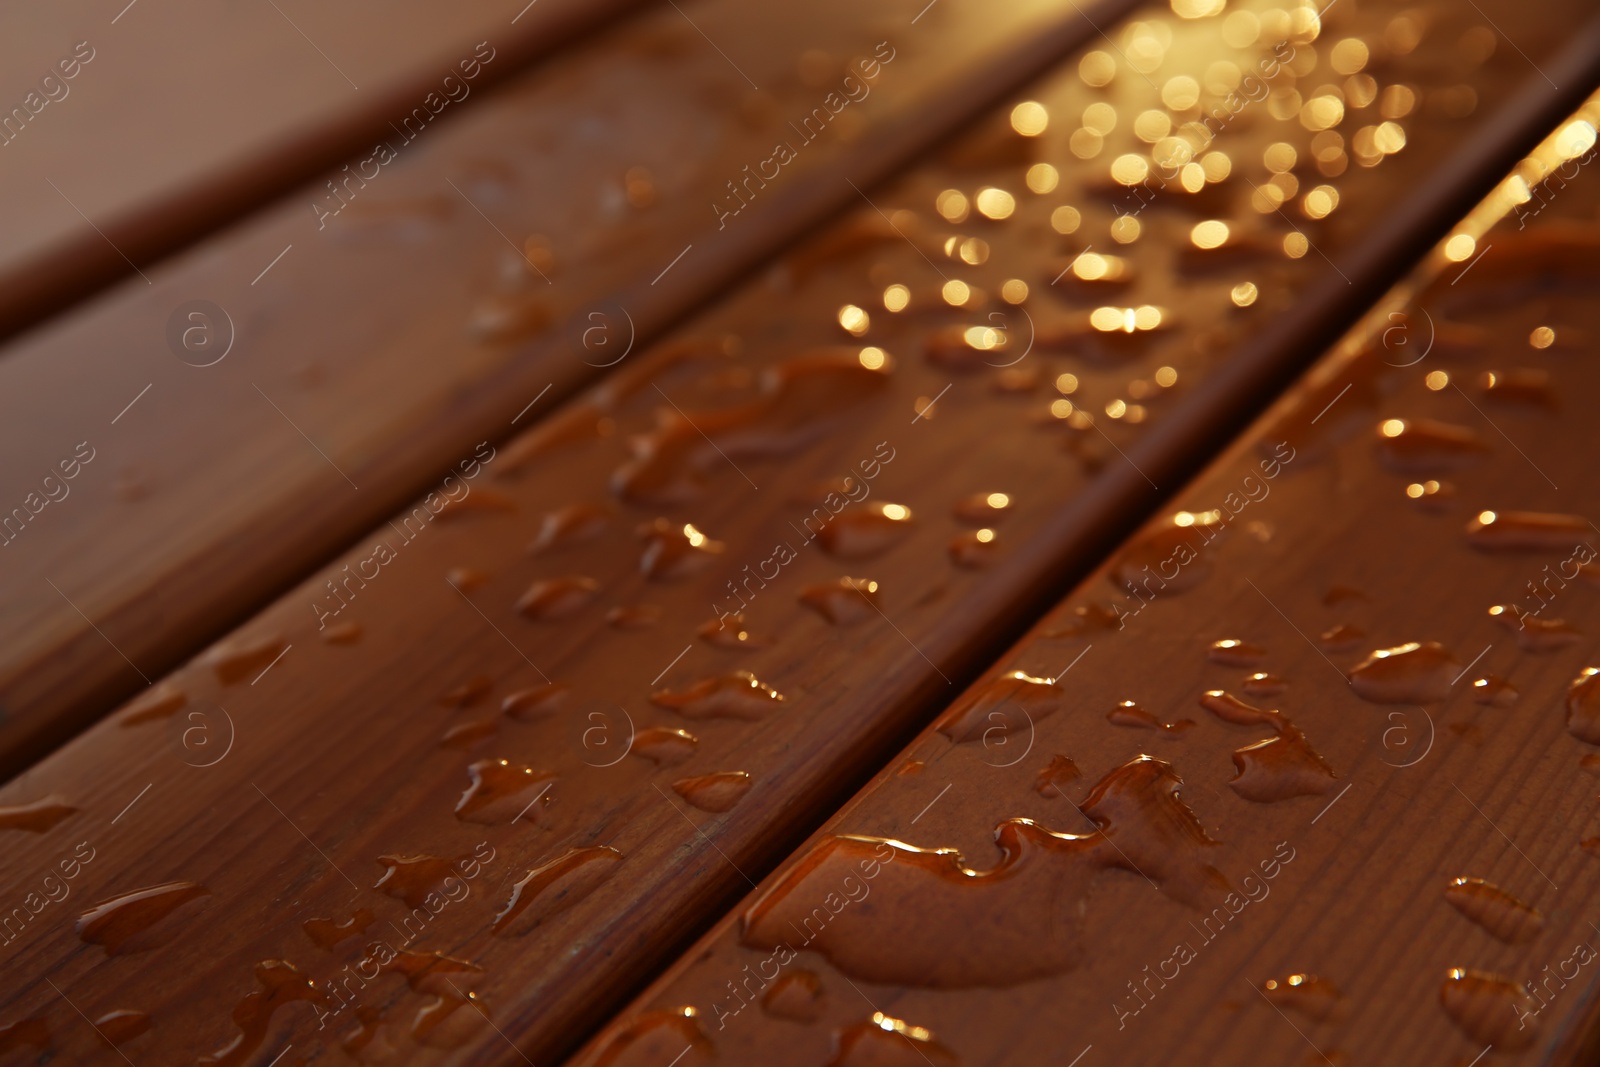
[319,620,362,645]
[1035,755,1083,797]
[411,988,492,1050]
[447,567,489,592]
[954,492,1013,525]
[1404,479,1455,509]
[1243,672,1286,697]
[816,503,915,558]
[0,795,77,833]
[799,577,882,624]
[829,1014,958,1066]
[373,855,480,907]
[494,846,622,935]
[698,612,765,649]
[592,1007,712,1067]
[936,670,1060,743]
[1108,701,1194,732]
[198,961,326,1067]
[1439,968,1538,1051]
[501,683,569,721]
[118,682,187,726]
[1318,624,1364,652]
[435,487,516,522]
[740,756,1225,986]
[1348,642,1458,704]
[92,1009,150,1046]
[1480,369,1555,408]
[77,882,211,954]
[1566,667,1600,743]
[949,529,1000,568]
[303,909,375,949]
[1208,638,1266,667]
[200,634,287,685]
[639,518,726,579]
[456,760,555,824]
[529,503,612,553]
[651,672,784,720]
[631,727,699,765]
[1375,418,1486,472]
[606,605,662,629]
[762,970,824,1022]
[1465,510,1592,552]
[673,771,753,812]
[439,676,492,708]
[1110,512,1224,597]
[612,349,892,503]
[1044,602,1124,638]
[1489,604,1581,651]
[899,760,925,777]
[0,1016,49,1054]
[515,576,599,620]
[441,718,497,749]
[469,292,550,343]
[1472,674,1517,707]
[1261,974,1344,1022]
[1200,691,1337,802]
[1444,878,1543,943]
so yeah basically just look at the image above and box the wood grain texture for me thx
[0,0,1145,777]
[0,0,648,340]
[573,90,1600,1067]
[0,2,1596,1066]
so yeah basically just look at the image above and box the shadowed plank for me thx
[0,2,1597,1065]
[0,0,651,339]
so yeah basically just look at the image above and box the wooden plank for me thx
[573,89,1600,1067]
[0,0,1146,776]
[0,0,649,340]
[2,3,1597,1066]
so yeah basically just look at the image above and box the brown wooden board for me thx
[573,89,1600,1067]
[0,0,1146,777]
[2,2,1598,1065]
[0,0,648,340]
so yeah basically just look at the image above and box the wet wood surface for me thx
[573,89,1600,1067]
[1,3,1596,1065]
[0,0,647,339]
[0,0,1147,777]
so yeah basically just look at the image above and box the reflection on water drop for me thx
[200,634,288,685]
[762,970,823,1022]
[1444,878,1543,943]
[592,1007,712,1067]
[816,503,915,558]
[455,760,555,824]
[937,670,1060,743]
[1439,968,1538,1051]
[303,908,375,949]
[639,518,726,579]
[1107,701,1193,733]
[1262,974,1344,1021]
[741,756,1225,986]
[828,1013,958,1066]
[632,727,699,765]
[949,529,1000,568]
[1348,642,1457,704]
[0,795,78,833]
[799,577,882,624]
[494,846,622,935]
[1208,638,1266,666]
[1566,668,1600,743]
[529,503,611,554]
[1036,755,1083,798]
[502,683,569,721]
[92,1009,150,1046]
[1465,510,1591,552]
[1472,675,1517,707]
[198,960,326,1067]
[651,672,784,719]
[1375,418,1486,472]
[516,576,599,620]
[77,882,212,955]
[673,771,754,812]
[118,682,187,726]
